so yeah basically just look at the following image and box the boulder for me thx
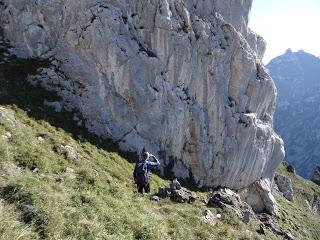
[207,188,254,224]
[239,178,278,216]
[0,107,17,125]
[207,192,235,208]
[274,173,294,201]
[158,186,172,199]
[171,188,197,203]
[157,180,197,204]
[286,165,296,174]
[199,209,218,226]
[170,178,181,190]
[282,161,296,174]
[311,166,320,185]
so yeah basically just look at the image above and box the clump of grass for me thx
[77,168,96,187]
[0,199,39,240]
[0,180,50,239]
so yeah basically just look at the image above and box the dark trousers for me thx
[137,182,150,193]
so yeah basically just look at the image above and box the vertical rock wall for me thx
[0,0,284,190]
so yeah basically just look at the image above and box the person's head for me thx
[142,152,150,160]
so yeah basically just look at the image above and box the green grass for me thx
[276,165,320,240]
[0,198,39,240]
[0,105,271,239]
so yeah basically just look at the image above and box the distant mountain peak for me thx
[285,48,292,54]
[267,49,320,178]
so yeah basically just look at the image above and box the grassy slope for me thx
[0,105,272,240]
[0,54,318,240]
[276,165,320,239]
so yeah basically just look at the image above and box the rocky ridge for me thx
[0,0,283,202]
[267,49,320,178]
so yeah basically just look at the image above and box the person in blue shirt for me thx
[133,151,160,193]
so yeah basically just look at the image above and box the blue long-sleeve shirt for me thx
[134,156,160,179]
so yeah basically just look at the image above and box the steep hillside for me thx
[275,164,320,239]
[0,43,320,240]
[267,49,320,178]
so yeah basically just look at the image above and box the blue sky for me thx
[249,0,320,63]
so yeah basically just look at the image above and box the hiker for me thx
[133,151,160,194]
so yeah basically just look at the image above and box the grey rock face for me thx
[311,166,320,185]
[0,0,283,190]
[274,173,293,201]
[268,50,320,178]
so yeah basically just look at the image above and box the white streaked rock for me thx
[0,0,284,193]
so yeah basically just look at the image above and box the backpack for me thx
[134,162,149,185]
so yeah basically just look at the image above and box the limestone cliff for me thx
[0,0,284,190]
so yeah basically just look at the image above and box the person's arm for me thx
[151,154,160,165]
[147,154,160,167]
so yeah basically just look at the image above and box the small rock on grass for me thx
[20,202,35,212]
[64,167,75,173]
[36,136,44,141]
[150,195,160,201]
[1,131,12,141]
[199,209,218,226]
